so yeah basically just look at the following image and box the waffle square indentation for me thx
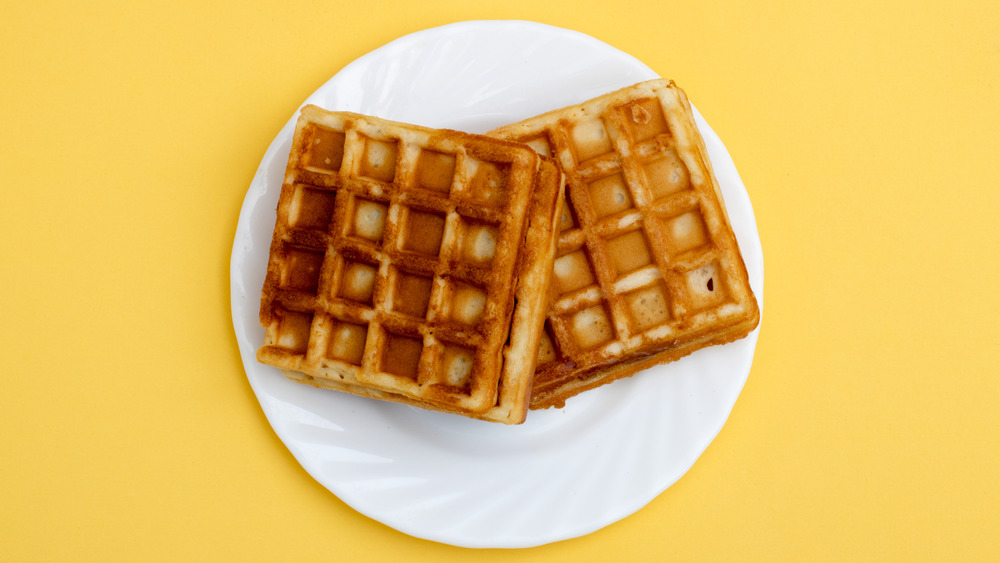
[664,210,709,255]
[684,261,728,310]
[466,160,509,207]
[587,172,634,219]
[569,305,614,350]
[281,247,325,293]
[303,126,345,173]
[380,331,423,381]
[402,209,446,257]
[416,150,456,193]
[643,150,690,200]
[391,270,434,319]
[623,98,669,142]
[438,344,476,389]
[605,230,653,276]
[337,259,378,305]
[275,309,313,353]
[349,198,387,243]
[327,321,368,365]
[359,137,398,182]
[570,117,613,162]
[458,218,499,265]
[448,280,487,326]
[552,249,596,295]
[290,186,337,231]
[625,283,671,331]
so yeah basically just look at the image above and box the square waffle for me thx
[257,105,563,424]
[488,79,760,409]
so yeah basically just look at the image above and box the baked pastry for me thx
[257,105,562,423]
[488,79,759,409]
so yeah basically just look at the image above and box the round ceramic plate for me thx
[231,20,763,549]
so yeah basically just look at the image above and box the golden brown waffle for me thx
[257,105,562,424]
[489,79,760,409]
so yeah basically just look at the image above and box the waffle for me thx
[257,105,563,424]
[488,79,760,409]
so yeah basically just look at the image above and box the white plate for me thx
[230,20,763,549]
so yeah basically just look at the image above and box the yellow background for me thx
[2,0,998,560]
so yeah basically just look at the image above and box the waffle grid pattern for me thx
[259,107,542,415]
[490,80,759,407]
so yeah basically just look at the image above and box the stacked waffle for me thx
[257,79,759,423]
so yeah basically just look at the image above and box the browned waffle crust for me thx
[488,79,760,409]
[257,106,562,423]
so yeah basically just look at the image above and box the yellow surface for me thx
[2,0,998,560]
